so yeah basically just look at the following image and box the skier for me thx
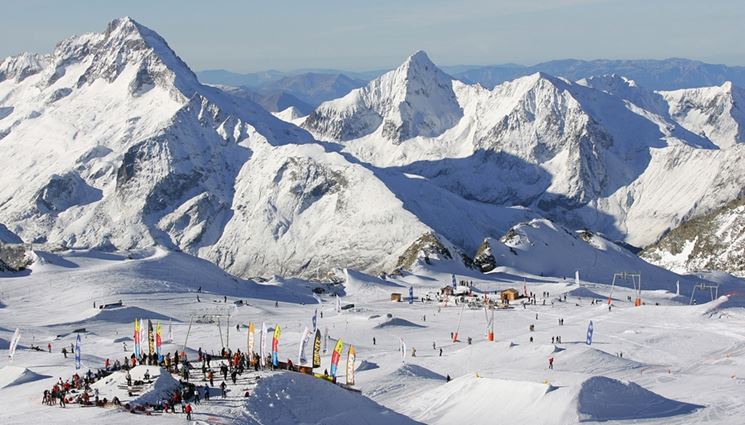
[439,348,443,357]
[446,374,451,382]
[185,403,193,420]
[373,337,376,345]
[122,341,127,351]
[432,341,436,350]
[548,356,554,370]
[208,370,214,387]
[203,384,210,401]
[62,347,68,358]
[220,381,227,398]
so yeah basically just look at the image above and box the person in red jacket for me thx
[184,403,192,420]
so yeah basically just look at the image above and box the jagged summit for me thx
[303,50,463,142]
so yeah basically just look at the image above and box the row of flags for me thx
[133,319,166,360]
[242,316,356,385]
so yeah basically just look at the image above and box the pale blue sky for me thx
[1,0,743,72]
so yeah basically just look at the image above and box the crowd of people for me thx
[40,343,300,418]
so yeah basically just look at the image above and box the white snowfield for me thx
[1,248,744,424]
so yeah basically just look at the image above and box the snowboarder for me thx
[446,374,451,382]
[548,356,554,370]
[412,347,416,357]
[220,381,227,398]
[439,348,443,357]
[47,343,52,353]
[62,347,68,358]
[122,341,127,351]
[126,371,132,386]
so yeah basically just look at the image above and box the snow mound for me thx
[406,376,569,424]
[0,366,50,388]
[393,364,445,380]
[356,360,379,372]
[577,376,702,422]
[558,346,646,374]
[374,317,426,329]
[91,366,180,406]
[88,306,176,324]
[244,372,419,425]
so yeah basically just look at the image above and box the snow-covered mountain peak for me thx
[303,50,463,142]
[661,81,745,148]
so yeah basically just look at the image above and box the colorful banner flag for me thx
[312,329,322,368]
[260,322,267,367]
[147,320,155,356]
[248,323,255,354]
[271,325,281,367]
[298,326,311,365]
[409,287,414,304]
[156,321,162,359]
[8,328,20,360]
[586,320,594,345]
[346,345,356,385]
[75,334,81,370]
[133,319,140,357]
[330,338,343,377]
[139,318,145,354]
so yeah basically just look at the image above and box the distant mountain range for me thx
[198,58,745,113]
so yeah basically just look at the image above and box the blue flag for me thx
[451,274,457,289]
[586,321,594,345]
[75,334,81,369]
[408,287,414,304]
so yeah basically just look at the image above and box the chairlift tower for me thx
[609,272,642,306]
[689,282,720,305]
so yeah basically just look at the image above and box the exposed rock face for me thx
[641,197,745,277]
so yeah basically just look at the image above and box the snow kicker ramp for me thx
[577,376,703,422]
[0,366,50,388]
[374,317,425,329]
[243,372,421,424]
[404,375,572,425]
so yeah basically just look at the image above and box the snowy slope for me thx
[476,218,700,294]
[661,82,745,149]
[303,55,745,248]
[0,19,536,278]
